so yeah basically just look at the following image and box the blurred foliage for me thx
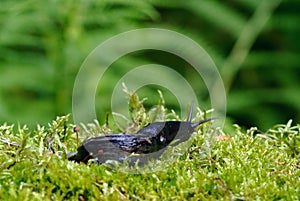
[0,0,299,130]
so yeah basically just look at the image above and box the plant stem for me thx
[221,0,282,92]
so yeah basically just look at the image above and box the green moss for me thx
[1,93,299,200]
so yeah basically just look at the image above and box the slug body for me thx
[68,104,214,164]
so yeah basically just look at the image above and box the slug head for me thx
[137,120,206,149]
[136,101,215,147]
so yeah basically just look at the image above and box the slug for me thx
[68,103,216,164]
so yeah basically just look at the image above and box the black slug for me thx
[68,104,215,164]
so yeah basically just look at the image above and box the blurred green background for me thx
[0,0,299,131]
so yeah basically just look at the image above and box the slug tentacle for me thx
[191,117,218,129]
[187,100,194,122]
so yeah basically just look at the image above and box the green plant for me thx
[1,0,299,130]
